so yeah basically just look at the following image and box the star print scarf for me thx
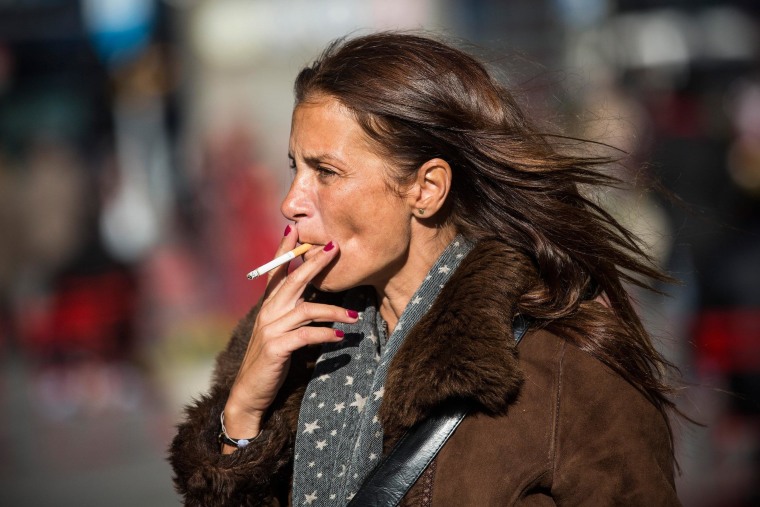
[292,236,474,506]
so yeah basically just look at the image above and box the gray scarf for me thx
[292,236,474,506]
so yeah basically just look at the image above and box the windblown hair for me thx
[294,32,678,442]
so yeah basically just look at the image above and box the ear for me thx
[408,158,452,219]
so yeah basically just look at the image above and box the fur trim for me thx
[380,240,536,447]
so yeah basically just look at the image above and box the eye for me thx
[316,165,337,179]
[288,156,296,170]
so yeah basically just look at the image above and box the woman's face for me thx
[282,95,413,292]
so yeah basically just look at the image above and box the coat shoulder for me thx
[537,331,679,505]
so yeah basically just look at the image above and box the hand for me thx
[221,228,357,453]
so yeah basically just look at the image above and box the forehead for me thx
[289,96,374,156]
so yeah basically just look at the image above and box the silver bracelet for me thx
[218,410,260,449]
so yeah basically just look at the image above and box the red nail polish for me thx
[284,224,291,236]
[324,241,335,252]
[335,329,345,338]
[347,310,359,319]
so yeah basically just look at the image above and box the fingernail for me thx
[324,241,335,252]
[347,310,359,319]
[334,329,345,338]
[284,224,292,236]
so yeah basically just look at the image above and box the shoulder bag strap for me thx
[347,316,530,507]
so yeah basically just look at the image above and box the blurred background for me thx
[0,0,758,505]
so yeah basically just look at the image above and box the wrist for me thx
[221,402,264,438]
[218,410,262,450]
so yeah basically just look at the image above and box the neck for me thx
[376,226,456,334]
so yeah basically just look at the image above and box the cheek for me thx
[349,206,411,264]
[346,195,405,243]
[314,207,410,290]
[318,178,410,265]
[319,184,379,238]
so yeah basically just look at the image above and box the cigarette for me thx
[246,244,313,280]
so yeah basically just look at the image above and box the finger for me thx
[278,302,360,329]
[274,241,340,303]
[262,224,299,297]
[267,326,346,358]
[267,224,298,279]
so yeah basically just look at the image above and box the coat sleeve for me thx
[167,304,299,507]
[550,342,681,506]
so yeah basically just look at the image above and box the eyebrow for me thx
[288,152,347,167]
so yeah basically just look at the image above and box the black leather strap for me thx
[348,317,530,506]
[513,314,529,343]
[346,400,469,506]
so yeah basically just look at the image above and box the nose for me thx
[280,174,311,222]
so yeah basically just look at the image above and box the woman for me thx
[170,32,681,506]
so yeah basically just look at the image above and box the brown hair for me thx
[295,32,679,442]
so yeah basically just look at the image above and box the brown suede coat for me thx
[169,241,680,506]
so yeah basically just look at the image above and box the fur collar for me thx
[379,240,536,448]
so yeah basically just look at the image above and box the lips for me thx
[296,236,322,247]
